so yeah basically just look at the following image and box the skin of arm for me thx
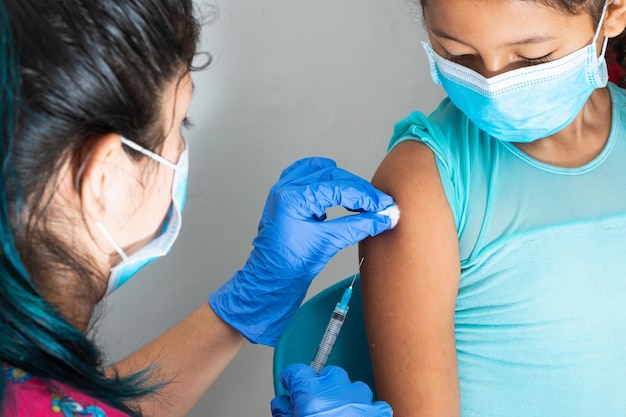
[110,303,245,417]
[359,141,461,417]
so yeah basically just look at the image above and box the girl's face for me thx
[423,0,600,78]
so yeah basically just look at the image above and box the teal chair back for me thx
[273,274,377,399]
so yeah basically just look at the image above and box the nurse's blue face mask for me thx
[96,137,189,295]
[422,1,609,143]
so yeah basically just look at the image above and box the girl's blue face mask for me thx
[422,2,609,143]
[97,137,188,295]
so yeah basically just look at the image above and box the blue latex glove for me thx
[271,364,393,417]
[209,157,394,346]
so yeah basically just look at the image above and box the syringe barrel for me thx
[310,309,346,374]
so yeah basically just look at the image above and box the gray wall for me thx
[96,0,444,415]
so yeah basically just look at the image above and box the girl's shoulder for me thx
[3,365,130,417]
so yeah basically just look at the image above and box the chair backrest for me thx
[273,274,377,398]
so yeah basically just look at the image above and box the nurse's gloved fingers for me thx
[376,204,400,228]
[277,157,336,183]
[333,402,394,417]
[318,367,374,404]
[372,401,394,417]
[316,212,393,251]
[309,180,394,213]
[275,181,394,220]
[275,161,348,194]
[275,157,379,194]
[270,395,294,417]
[344,381,375,403]
[279,363,318,391]
[318,365,352,383]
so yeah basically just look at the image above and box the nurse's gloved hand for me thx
[271,364,393,417]
[209,157,394,346]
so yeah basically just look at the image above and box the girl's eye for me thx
[182,117,194,130]
[522,54,553,66]
[445,52,473,64]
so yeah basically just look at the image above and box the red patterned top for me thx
[3,366,131,417]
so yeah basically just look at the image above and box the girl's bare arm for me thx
[360,141,461,417]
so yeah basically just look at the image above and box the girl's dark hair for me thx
[612,32,626,87]
[0,0,203,414]
[531,0,626,78]
[418,0,626,85]
[419,0,606,21]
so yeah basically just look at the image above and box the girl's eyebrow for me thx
[503,35,557,46]
[430,27,555,47]
[430,28,470,45]
[430,29,469,46]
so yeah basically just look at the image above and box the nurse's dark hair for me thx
[0,0,204,415]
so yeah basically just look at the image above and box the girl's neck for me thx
[514,87,613,168]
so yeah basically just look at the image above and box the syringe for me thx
[310,259,363,374]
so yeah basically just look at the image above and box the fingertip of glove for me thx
[318,365,352,384]
[376,401,394,417]
[270,395,292,417]
[376,204,400,229]
[280,363,317,388]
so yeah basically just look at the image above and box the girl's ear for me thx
[605,0,626,38]
[77,133,126,223]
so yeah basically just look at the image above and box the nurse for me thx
[0,0,393,416]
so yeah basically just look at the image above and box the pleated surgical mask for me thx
[422,1,609,143]
[97,137,189,295]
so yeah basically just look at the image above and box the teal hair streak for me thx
[0,1,159,414]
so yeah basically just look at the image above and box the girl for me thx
[360,0,626,416]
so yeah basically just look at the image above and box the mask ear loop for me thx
[120,137,178,171]
[93,136,178,265]
[601,36,609,57]
[595,0,610,57]
[95,221,129,261]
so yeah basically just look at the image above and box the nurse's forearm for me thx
[110,303,246,417]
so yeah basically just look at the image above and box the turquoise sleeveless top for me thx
[388,83,626,416]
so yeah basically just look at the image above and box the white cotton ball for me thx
[376,204,400,229]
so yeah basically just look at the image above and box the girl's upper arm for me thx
[359,140,461,417]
